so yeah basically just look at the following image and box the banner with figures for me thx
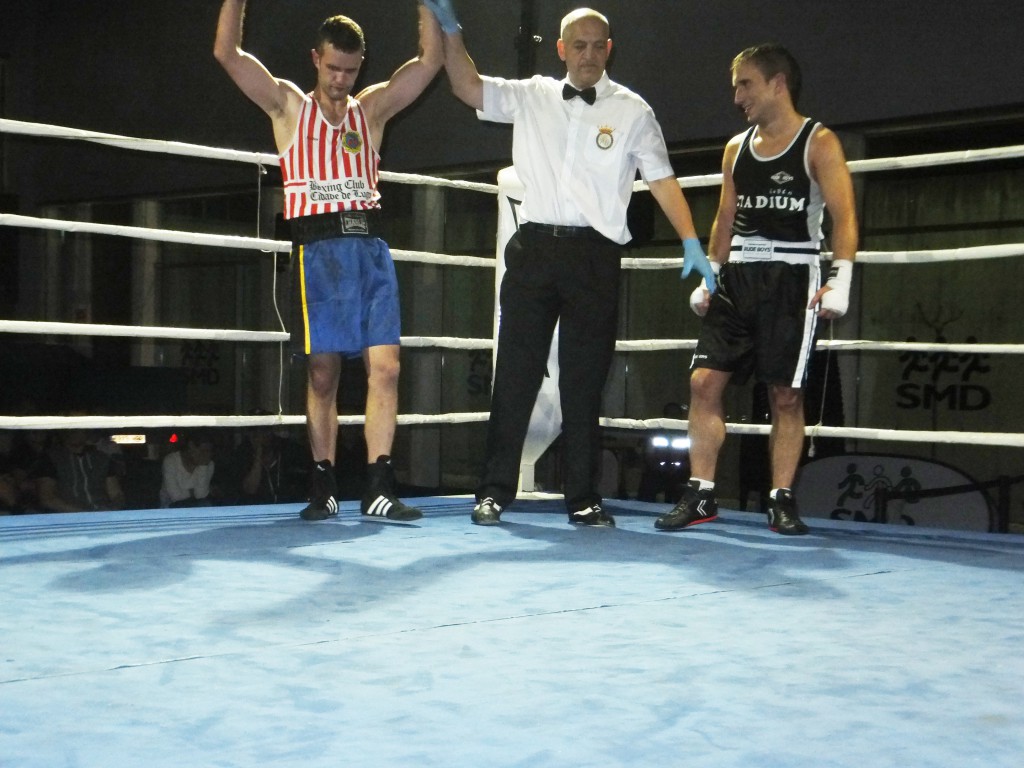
[496,167,561,494]
[795,453,993,531]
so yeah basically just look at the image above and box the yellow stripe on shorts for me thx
[298,244,311,354]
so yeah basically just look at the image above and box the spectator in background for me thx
[33,429,126,512]
[160,431,219,508]
[228,419,307,505]
[93,430,128,483]
[7,430,51,511]
[0,454,18,513]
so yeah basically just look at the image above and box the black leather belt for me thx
[519,221,607,240]
[288,210,378,244]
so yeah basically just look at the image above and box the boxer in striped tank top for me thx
[215,1,443,522]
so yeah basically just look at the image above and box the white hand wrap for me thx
[689,261,720,316]
[820,259,852,317]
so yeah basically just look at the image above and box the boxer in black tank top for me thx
[656,44,858,536]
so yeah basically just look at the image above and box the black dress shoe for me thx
[472,497,503,525]
[569,504,615,527]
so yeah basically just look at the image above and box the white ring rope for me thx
[614,339,1024,355]
[0,320,288,343]
[3,118,1024,450]
[632,142,1024,191]
[598,419,1024,448]
[4,115,1022,202]
[2,412,1022,450]
[852,244,1024,264]
[390,249,495,268]
[4,211,1022,270]
[0,319,496,350]
[0,413,491,430]
[0,212,288,252]
[0,118,498,195]
[397,336,493,350]
[3,319,1015,357]
[0,215,499,269]
[623,243,1024,269]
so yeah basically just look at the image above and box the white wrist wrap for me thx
[689,285,709,316]
[821,259,852,316]
[689,261,719,316]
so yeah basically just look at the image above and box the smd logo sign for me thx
[795,454,993,532]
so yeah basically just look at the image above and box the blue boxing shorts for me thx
[290,236,401,357]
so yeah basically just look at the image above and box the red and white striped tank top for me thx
[279,95,381,220]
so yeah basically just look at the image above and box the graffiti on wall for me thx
[180,341,221,387]
[895,335,991,411]
[894,303,991,412]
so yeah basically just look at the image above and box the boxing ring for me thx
[2,118,1024,766]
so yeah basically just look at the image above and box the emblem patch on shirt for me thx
[596,126,615,150]
[771,170,794,185]
[342,131,363,154]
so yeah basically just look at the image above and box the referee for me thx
[425,2,712,527]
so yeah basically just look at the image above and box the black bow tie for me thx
[562,83,597,105]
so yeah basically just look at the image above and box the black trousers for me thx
[477,227,622,511]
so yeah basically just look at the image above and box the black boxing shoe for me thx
[300,460,338,521]
[362,492,423,521]
[655,480,718,531]
[767,488,809,535]
[360,455,423,522]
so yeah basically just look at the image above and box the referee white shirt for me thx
[478,72,675,245]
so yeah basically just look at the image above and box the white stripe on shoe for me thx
[363,495,393,517]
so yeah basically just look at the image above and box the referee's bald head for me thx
[560,8,610,39]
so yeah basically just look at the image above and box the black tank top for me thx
[731,118,823,243]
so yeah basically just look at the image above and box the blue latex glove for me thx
[680,237,716,293]
[422,0,461,34]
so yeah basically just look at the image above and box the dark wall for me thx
[2,0,1022,205]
